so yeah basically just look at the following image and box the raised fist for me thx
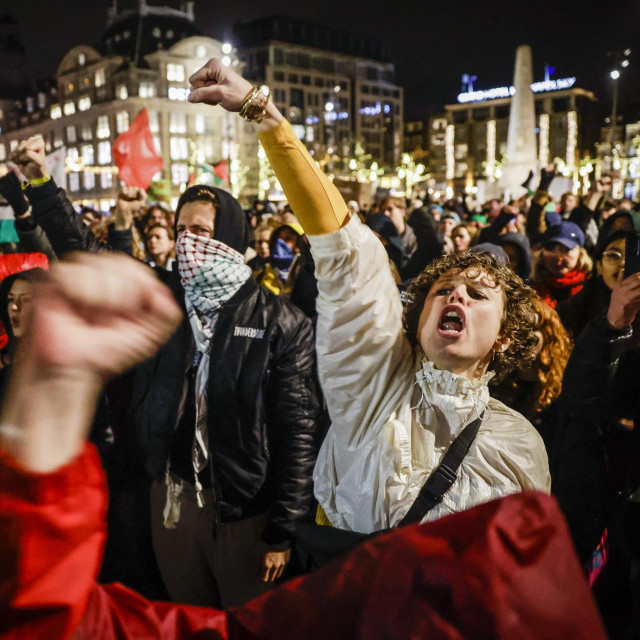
[187,58,255,111]
[9,135,47,181]
[29,252,182,379]
[115,185,147,229]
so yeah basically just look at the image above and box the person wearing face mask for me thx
[11,137,322,609]
[254,221,304,295]
[532,221,592,308]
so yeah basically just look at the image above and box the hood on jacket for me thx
[496,233,533,281]
[175,185,250,254]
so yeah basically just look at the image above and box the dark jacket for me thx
[135,268,320,547]
[24,179,133,256]
[25,178,320,549]
[538,314,632,563]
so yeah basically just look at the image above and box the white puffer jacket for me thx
[310,214,551,533]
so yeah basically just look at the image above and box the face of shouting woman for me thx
[417,268,510,381]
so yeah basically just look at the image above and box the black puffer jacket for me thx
[134,268,320,547]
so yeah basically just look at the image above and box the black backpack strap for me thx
[398,413,484,526]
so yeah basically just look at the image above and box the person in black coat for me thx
[13,135,321,609]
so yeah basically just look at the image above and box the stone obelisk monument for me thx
[499,45,537,199]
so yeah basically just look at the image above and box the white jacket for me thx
[310,214,551,533]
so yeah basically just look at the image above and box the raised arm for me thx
[0,253,183,638]
[188,61,415,445]
[187,59,348,236]
[10,136,135,257]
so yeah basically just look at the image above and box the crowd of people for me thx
[0,57,638,639]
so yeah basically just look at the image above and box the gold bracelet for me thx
[239,85,271,123]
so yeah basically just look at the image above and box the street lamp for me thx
[609,70,620,145]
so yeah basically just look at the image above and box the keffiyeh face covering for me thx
[177,231,252,320]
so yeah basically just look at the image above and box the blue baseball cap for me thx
[541,221,585,250]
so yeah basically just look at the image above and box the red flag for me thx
[113,109,163,190]
[213,160,230,184]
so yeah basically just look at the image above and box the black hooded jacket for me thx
[25,179,321,549]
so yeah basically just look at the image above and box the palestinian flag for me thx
[199,160,229,187]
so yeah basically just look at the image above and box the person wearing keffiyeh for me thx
[11,139,322,611]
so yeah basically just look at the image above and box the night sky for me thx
[6,0,640,121]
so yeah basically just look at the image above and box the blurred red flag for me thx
[113,109,163,189]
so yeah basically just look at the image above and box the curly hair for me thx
[404,251,539,381]
[532,298,572,410]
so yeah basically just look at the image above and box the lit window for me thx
[99,199,112,212]
[54,131,63,148]
[0,145,5,161]
[9,140,18,151]
[78,96,91,111]
[81,122,93,140]
[84,171,95,190]
[98,141,111,164]
[170,112,186,133]
[123,30,131,39]
[166,63,185,82]
[196,45,206,58]
[167,30,174,38]
[168,86,188,101]
[97,115,110,139]
[153,27,161,38]
[26,97,34,113]
[64,101,76,116]
[139,82,156,98]
[78,53,86,66]
[37,92,46,109]
[67,147,79,163]
[116,110,129,133]
[66,125,76,143]
[170,137,188,160]
[82,144,94,165]
[95,68,106,87]
[69,173,80,192]
[101,171,113,189]
[83,77,90,86]
[195,114,205,134]
[117,84,128,100]
[147,110,159,133]
[50,105,62,119]
[153,136,161,155]
[171,163,188,185]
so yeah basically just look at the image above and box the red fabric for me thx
[0,445,607,640]
[534,269,588,309]
[113,109,163,190]
[0,252,49,351]
[0,252,49,283]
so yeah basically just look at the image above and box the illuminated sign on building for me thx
[457,77,577,104]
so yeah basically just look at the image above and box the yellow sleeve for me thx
[258,120,349,235]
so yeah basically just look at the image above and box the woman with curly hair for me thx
[188,59,551,533]
[492,299,572,424]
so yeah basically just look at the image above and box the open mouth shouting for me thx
[438,305,466,338]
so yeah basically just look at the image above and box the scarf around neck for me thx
[174,232,252,507]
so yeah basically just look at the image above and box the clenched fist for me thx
[10,135,47,181]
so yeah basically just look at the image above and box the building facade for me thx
[235,16,403,169]
[428,79,599,196]
[595,117,640,201]
[0,2,257,210]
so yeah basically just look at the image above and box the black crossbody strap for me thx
[398,413,484,526]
